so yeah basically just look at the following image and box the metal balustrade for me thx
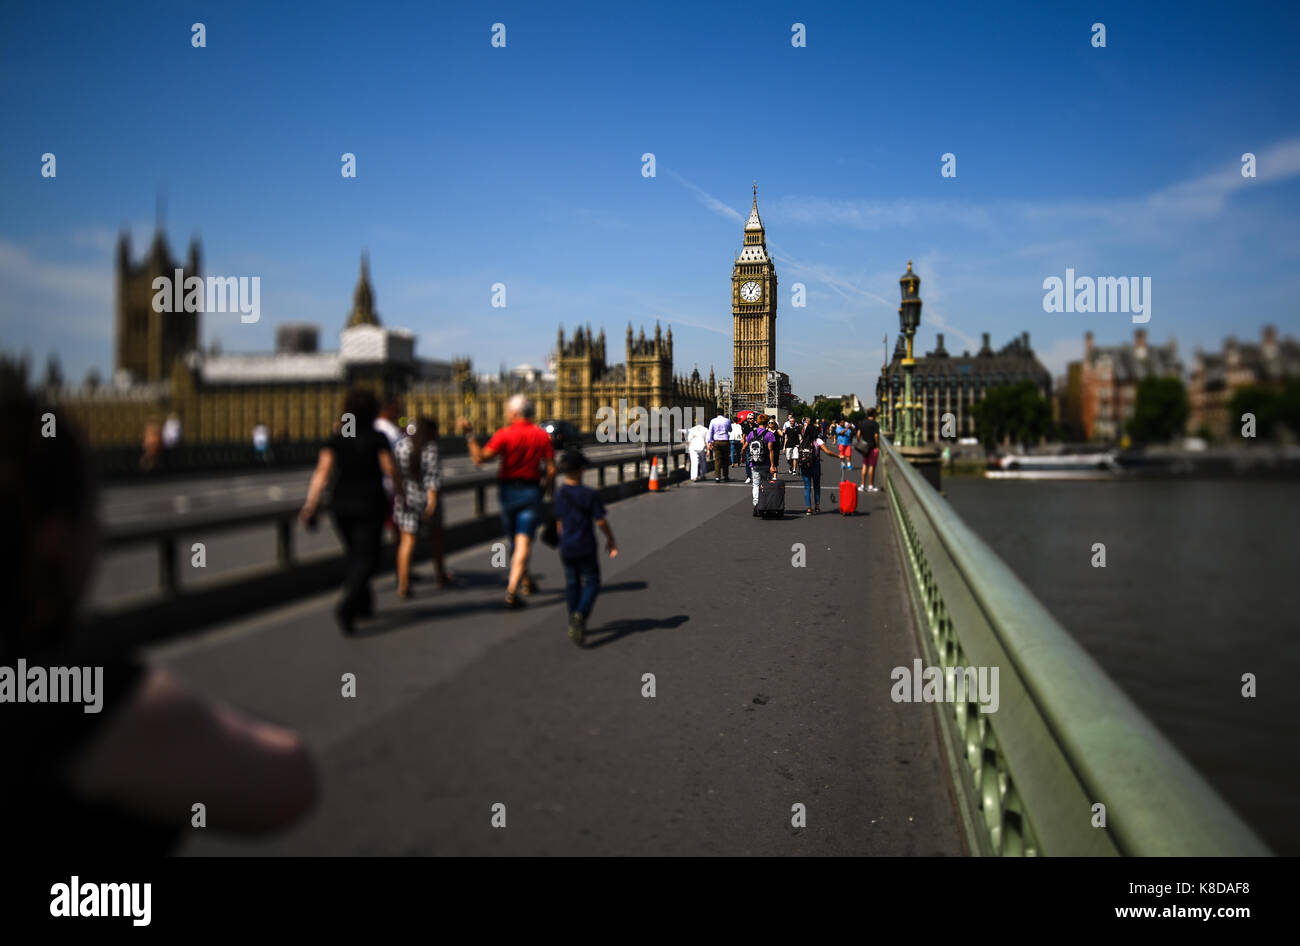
[879,435,1269,856]
[101,443,686,599]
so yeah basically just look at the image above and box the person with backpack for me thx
[745,414,780,516]
[553,449,619,647]
[797,419,839,515]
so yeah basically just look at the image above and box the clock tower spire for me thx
[732,182,777,414]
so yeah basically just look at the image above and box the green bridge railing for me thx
[879,436,1269,856]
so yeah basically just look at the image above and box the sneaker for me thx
[568,613,585,647]
[504,592,527,610]
[869,485,880,492]
[858,485,864,492]
[744,477,751,484]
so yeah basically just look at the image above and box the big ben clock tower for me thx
[732,182,777,414]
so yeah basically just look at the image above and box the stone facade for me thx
[1188,326,1300,440]
[731,184,778,415]
[876,332,1051,443]
[1073,329,1182,442]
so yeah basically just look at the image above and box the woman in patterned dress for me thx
[393,418,454,597]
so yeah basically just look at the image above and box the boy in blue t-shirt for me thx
[553,449,619,647]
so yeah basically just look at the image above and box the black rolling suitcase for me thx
[756,478,785,519]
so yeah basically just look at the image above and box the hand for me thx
[455,416,472,435]
[608,544,619,559]
[298,502,316,526]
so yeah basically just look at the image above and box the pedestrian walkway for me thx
[154,458,963,855]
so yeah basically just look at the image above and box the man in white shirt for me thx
[686,421,709,482]
[729,419,743,467]
[374,396,404,449]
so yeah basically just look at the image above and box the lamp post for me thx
[898,261,922,447]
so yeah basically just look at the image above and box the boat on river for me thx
[985,451,1124,479]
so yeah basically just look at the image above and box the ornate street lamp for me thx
[898,261,922,447]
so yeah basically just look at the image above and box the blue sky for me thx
[3,0,1299,396]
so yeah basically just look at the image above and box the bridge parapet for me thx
[880,436,1269,856]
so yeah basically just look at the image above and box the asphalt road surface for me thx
[149,458,965,856]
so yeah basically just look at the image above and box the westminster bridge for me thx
[87,440,1268,856]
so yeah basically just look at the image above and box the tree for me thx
[1127,377,1189,444]
[42,354,63,391]
[84,366,102,390]
[1230,380,1300,441]
[971,380,1054,450]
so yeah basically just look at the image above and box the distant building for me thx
[876,332,1051,444]
[766,370,793,420]
[115,228,200,383]
[53,233,713,446]
[1187,326,1300,440]
[1072,329,1182,442]
[811,392,862,416]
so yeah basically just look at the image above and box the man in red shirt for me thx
[458,395,556,609]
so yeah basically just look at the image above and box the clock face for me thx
[740,280,762,302]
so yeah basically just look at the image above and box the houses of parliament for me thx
[51,228,720,447]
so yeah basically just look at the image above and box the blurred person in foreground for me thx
[0,359,316,855]
[457,394,555,610]
[300,387,402,634]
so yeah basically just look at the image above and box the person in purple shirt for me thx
[708,410,732,482]
[744,413,779,513]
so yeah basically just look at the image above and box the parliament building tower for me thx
[731,183,777,414]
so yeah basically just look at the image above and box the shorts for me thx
[864,447,879,469]
[838,444,852,459]
[785,447,799,461]
[499,480,543,540]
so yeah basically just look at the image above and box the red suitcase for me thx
[839,479,858,515]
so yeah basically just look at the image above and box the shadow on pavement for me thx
[582,614,690,649]
[351,577,651,637]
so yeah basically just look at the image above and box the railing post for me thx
[160,536,178,595]
[276,516,293,566]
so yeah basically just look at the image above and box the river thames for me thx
[941,477,1300,854]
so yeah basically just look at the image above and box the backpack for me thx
[747,434,767,467]
[798,441,817,472]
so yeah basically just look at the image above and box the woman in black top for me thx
[0,359,316,855]
[300,387,402,634]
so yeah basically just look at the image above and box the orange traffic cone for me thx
[648,457,660,491]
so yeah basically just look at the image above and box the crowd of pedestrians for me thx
[296,390,881,641]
